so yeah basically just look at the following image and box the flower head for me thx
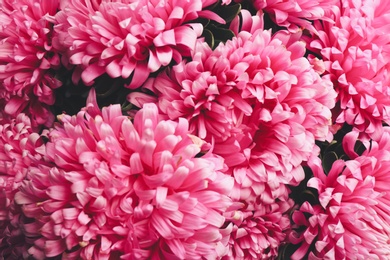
[306,0,390,139]
[15,90,234,259]
[290,129,390,259]
[0,0,62,127]
[54,0,221,88]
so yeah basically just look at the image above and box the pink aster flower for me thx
[290,130,390,259]
[0,113,44,259]
[306,0,390,139]
[131,11,336,202]
[0,0,62,127]
[223,198,293,259]
[15,89,234,259]
[54,0,223,88]
[251,0,339,33]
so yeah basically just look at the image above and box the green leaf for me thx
[322,151,338,174]
[202,29,215,49]
[216,3,242,24]
[207,25,235,45]
[196,18,210,27]
[121,102,133,112]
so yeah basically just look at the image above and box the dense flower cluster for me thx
[130,10,337,258]
[1,0,390,259]
[131,10,336,206]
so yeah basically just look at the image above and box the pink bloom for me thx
[54,0,221,88]
[306,0,390,139]
[15,90,234,259]
[251,0,339,33]
[0,0,62,127]
[132,11,336,202]
[290,129,390,259]
[223,198,293,259]
[0,114,44,258]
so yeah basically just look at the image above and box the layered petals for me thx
[306,0,390,139]
[54,0,220,88]
[131,11,336,204]
[290,129,390,259]
[15,90,234,259]
[252,0,339,33]
[223,199,294,259]
[0,0,62,127]
[0,114,44,259]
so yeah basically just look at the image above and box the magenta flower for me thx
[306,0,390,139]
[0,113,44,258]
[0,0,62,127]
[290,130,390,259]
[15,90,234,259]
[54,0,222,88]
[131,11,336,203]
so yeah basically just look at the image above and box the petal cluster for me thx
[224,198,293,259]
[54,0,219,88]
[133,11,336,204]
[306,0,390,139]
[15,90,234,259]
[290,130,390,259]
[251,0,339,32]
[0,0,62,127]
[0,113,44,259]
